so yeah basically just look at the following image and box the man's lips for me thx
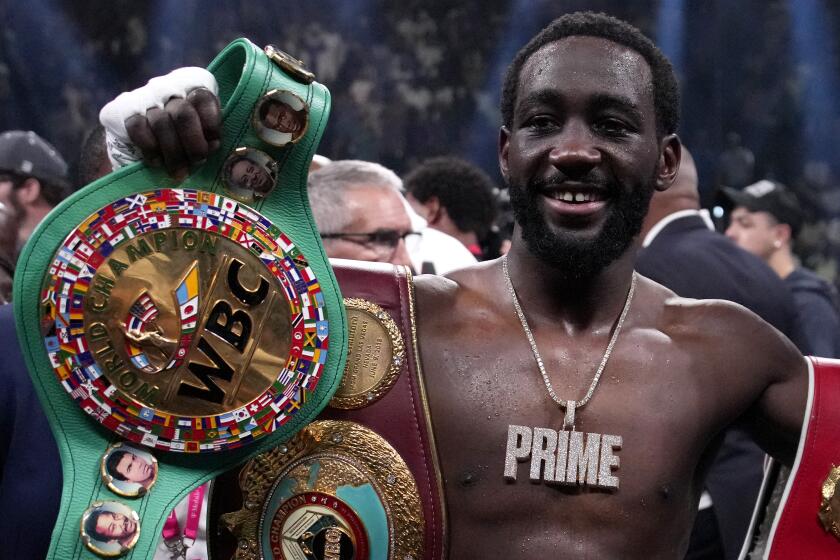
[538,183,609,216]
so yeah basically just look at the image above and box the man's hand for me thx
[99,68,222,181]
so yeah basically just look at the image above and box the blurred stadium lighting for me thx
[788,0,840,165]
[464,0,544,179]
[656,0,685,79]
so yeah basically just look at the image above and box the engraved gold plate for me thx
[40,189,330,452]
[819,464,840,540]
[222,420,423,560]
[329,298,404,410]
[80,501,141,557]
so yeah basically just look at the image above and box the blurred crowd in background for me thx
[0,0,839,285]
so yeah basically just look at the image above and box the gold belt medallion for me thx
[222,420,423,560]
[819,464,840,540]
[40,188,330,452]
[329,298,404,410]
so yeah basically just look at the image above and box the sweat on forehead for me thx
[517,37,654,102]
[500,11,680,136]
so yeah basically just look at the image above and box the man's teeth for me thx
[552,191,596,202]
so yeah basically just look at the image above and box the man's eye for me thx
[525,115,558,130]
[372,231,399,245]
[596,118,632,136]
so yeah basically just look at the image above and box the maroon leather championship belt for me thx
[208,260,447,560]
[740,357,840,559]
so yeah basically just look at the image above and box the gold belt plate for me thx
[222,420,423,560]
[40,188,330,452]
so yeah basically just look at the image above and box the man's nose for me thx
[547,121,601,178]
[724,224,737,241]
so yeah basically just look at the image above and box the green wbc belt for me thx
[13,39,346,559]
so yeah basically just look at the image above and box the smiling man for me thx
[411,17,802,557]
[84,509,138,546]
[98,11,820,559]
[260,99,305,134]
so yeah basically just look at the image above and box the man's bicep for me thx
[744,353,808,467]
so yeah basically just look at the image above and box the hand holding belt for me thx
[13,39,347,559]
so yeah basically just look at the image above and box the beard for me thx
[508,173,655,282]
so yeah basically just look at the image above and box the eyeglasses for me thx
[320,230,421,257]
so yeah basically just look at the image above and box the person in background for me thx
[717,132,755,191]
[0,127,107,559]
[724,180,840,357]
[0,202,17,303]
[308,159,476,273]
[402,198,478,275]
[308,159,417,268]
[403,156,498,260]
[0,130,69,252]
[636,148,800,560]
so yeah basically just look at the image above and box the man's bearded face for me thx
[508,169,655,281]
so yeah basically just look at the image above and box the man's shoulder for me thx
[786,267,838,298]
[640,279,803,416]
[639,274,776,343]
[414,260,495,315]
[786,268,840,314]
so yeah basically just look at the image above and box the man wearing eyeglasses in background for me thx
[308,159,421,269]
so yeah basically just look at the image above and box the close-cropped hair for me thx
[500,11,680,137]
[403,156,498,239]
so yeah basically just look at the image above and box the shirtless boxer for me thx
[108,12,807,559]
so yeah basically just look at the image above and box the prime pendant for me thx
[503,424,622,489]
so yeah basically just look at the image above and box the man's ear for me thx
[775,223,793,246]
[16,178,42,205]
[498,126,511,184]
[655,134,681,192]
[424,196,443,225]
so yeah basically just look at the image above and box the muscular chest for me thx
[419,319,715,522]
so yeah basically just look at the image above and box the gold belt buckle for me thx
[264,45,315,84]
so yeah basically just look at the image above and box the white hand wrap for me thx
[99,67,218,170]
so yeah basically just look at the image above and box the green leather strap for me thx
[13,39,346,559]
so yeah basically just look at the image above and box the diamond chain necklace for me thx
[501,255,637,430]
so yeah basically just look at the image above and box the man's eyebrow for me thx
[516,90,564,112]
[516,90,644,119]
[589,93,643,120]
